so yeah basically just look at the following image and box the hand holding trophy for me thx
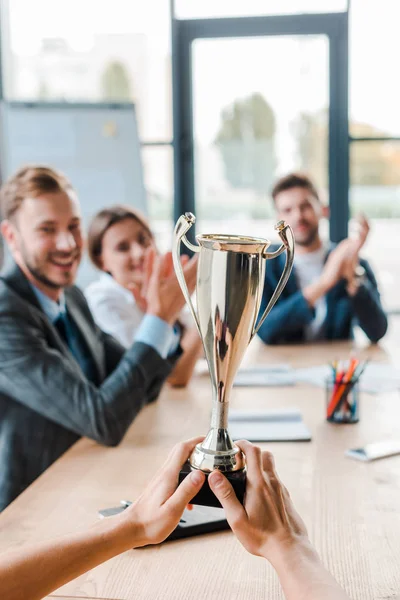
[173,213,295,507]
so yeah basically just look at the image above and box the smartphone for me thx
[345,440,400,462]
[98,501,230,542]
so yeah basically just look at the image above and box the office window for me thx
[350,0,400,138]
[174,0,348,19]
[191,34,329,236]
[141,145,174,252]
[350,0,400,311]
[350,141,400,312]
[1,0,172,142]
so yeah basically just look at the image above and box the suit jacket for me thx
[257,245,388,345]
[0,262,180,510]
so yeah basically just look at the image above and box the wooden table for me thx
[0,339,400,600]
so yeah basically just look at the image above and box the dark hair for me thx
[271,173,320,204]
[88,205,153,270]
[0,165,74,221]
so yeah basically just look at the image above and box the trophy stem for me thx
[210,397,229,430]
[189,384,245,473]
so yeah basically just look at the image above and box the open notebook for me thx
[229,408,311,442]
[234,364,295,387]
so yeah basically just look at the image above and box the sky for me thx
[3,0,400,140]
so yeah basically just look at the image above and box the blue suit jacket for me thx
[0,262,181,510]
[257,245,388,344]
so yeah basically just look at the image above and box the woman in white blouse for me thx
[85,205,202,387]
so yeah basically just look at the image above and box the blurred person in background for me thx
[85,205,202,387]
[0,439,349,600]
[257,173,388,345]
[0,166,196,510]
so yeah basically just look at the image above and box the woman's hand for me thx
[208,440,308,562]
[119,437,205,547]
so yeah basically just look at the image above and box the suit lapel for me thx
[0,260,43,312]
[0,260,105,381]
[0,260,87,369]
[285,263,299,295]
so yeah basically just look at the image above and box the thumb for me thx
[129,283,141,303]
[180,254,190,267]
[161,251,174,279]
[164,470,205,515]
[182,254,198,292]
[208,470,246,525]
[147,254,163,296]
[127,281,140,295]
[141,247,156,298]
[128,284,147,312]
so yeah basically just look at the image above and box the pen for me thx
[327,358,359,419]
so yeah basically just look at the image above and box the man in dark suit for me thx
[258,173,388,345]
[0,165,196,510]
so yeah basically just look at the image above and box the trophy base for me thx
[179,461,246,508]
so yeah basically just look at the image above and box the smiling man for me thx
[0,165,196,510]
[257,173,388,344]
[4,179,83,295]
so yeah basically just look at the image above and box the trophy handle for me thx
[251,220,295,340]
[172,212,201,335]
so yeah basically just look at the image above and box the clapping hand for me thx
[320,214,370,290]
[129,247,197,323]
[341,214,369,284]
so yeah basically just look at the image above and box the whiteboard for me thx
[0,101,147,287]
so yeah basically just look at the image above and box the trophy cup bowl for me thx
[173,213,295,507]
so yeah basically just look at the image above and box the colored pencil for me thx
[327,358,359,419]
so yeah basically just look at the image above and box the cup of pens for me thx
[326,359,368,424]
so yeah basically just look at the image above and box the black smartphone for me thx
[166,504,229,541]
[98,502,230,542]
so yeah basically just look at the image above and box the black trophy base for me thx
[179,460,246,508]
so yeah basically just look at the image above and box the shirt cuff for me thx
[134,314,179,359]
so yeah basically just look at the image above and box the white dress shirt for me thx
[86,273,144,348]
[30,284,66,324]
[294,245,327,341]
[85,273,185,356]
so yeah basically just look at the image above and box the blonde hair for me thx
[0,165,74,221]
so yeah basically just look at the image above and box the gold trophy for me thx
[173,213,294,507]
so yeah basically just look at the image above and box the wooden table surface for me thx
[0,338,399,600]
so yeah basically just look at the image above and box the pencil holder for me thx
[325,377,359,424]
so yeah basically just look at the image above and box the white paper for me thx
[294,363,400,394]
[234,364,295,387]
[228,408,311,442]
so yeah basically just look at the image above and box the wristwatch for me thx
[354,265,366,282]
[347,264,366,296]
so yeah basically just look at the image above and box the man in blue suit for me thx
[258,173,388,345]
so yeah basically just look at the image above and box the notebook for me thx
[228,408,311,442]
[234,364,295,387]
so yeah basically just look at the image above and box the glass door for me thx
[174,13,348,241]
[192,34,329,238]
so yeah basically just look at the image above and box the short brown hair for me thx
[271,173,319,204]
[88,205,153,270]
[0,165,74,221]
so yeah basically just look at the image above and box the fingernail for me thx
[209,470,223,486]
[191,470,204,485]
